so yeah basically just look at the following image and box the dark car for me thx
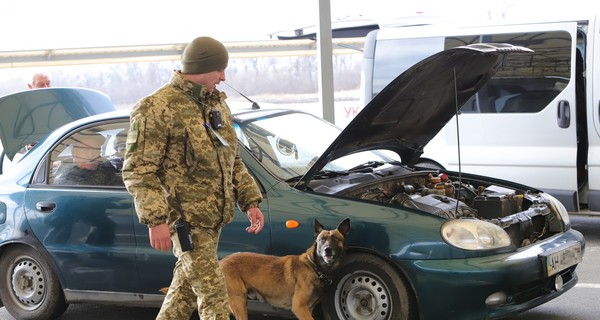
[0,43,585,320]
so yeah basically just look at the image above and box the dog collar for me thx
[307,255,333,286]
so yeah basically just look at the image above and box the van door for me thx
[423,22,581,211]
[586,16,600,211]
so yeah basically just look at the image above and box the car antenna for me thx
[452,67,463,212]
[223,82,260,110]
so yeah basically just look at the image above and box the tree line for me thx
[1,54,362,110]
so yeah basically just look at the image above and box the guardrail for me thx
[0,38,365,68]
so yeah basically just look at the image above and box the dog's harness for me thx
[307,255,333,286]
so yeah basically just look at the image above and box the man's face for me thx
[29,75,51,89]
[185,69,226,92]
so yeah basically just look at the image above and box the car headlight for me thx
[540,193,570,229]
[441,219,511,250]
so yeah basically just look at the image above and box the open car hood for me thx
[299,43,532,187]
[0,87,115,160]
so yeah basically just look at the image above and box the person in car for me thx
[53,133,122,186]
[122,36,265,320]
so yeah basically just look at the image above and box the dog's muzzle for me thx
[323,247,338,264]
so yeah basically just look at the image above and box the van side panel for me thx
[363,22,585,212]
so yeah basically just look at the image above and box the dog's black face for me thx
[314,218,350,267]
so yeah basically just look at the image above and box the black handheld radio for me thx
[175,192,194,252]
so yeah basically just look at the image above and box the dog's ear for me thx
[314,219,325,235]
[337,218,350,236]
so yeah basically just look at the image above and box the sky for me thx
[1,1,597,55]
[0,0,566,51]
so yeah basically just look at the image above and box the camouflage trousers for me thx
[156,227,229,320]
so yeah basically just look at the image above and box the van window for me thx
[371,30,572,114]
[373,37,442,98]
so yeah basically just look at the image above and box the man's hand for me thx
[149,223,172,251]
[246,207,264,234]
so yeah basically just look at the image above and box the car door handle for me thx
[36,201,56,212]
[557,100,570,129]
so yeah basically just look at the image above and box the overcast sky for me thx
[1,0,597,51]
[0,0,541,51]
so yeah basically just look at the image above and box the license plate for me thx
[540,242,583,277]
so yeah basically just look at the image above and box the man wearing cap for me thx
[122,36,265,320]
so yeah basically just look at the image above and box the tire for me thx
[319,253,417,320]
[0,245,68,320]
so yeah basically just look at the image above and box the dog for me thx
[220,218,350,320]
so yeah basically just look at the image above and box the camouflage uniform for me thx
[122,71,262,320]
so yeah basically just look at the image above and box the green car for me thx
[0,43,585,320]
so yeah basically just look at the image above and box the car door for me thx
[24,120,142,293]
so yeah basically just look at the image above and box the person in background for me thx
[27,72,51,89]
[122,36,265,320]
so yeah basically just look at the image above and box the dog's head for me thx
[313,218,350,269]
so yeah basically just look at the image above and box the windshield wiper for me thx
[286,161,400,184]
[347,160,387,172]
[313,170,350,179]
[308,161,391,180]
[285,169,348,183]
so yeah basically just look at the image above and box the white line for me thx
[575,283,600,289]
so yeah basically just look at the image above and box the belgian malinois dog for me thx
[220,218,350,320]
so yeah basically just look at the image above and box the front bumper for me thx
[398,228,585,320]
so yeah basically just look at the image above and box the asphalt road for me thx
[1,215,599,320]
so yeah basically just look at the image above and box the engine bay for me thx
[307,168,562,247]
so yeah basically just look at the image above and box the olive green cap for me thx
[181,37,229,74]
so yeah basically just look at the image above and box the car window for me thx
[48,122,129,187]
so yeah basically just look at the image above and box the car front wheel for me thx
[319,253,417,320]
[0,245,68,320]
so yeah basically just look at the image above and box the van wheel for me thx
[0,245,68,320]
[319,253,417,320]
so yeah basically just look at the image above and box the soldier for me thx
[27,72,51,89]
[53,132,121,186]
[122,36,265,320]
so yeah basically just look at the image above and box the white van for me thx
[361,14,600,212]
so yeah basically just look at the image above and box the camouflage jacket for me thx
[122,71,262,229]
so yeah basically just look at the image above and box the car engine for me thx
[309,169,562,247]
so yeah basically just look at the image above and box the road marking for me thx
[575,283,600,289]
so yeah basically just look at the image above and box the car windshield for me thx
[234,111,397,181]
